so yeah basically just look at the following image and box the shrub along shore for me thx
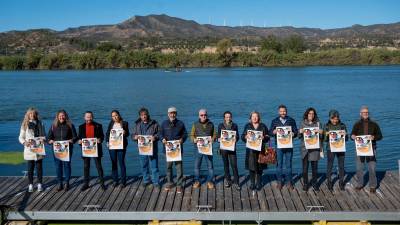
[1,48,400,70]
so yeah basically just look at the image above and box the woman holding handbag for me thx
[299,107,323,191]
[241,111,269,191]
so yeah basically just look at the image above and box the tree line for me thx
[1,37,400,70]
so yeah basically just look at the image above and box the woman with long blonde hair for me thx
[18,107,46,192]
[47,109,78,191]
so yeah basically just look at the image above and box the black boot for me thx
[339,180,345,191]
[81,183,89,191]
[64,182,70,191]
[57,183,63,192]
[327,179,333,191]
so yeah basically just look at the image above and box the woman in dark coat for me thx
[241,111,269,191]
[105,110,130,188]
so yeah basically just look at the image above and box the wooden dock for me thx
[0,171,399,222]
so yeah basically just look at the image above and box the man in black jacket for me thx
[78,111,105,191]
[351,106,383,193]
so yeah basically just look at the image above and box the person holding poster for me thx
[160,107,187,193]
[323,110,348,191]
[190,109,217,189]
[106,110,129,188]
[19,107,46,193]
[269,105,298,190]
[299,107,323,191]
[78,111,105,191]
[351,106,383,193]
[132,108,160,188]
[242,111,269,191]
[47,110,78,191]
[217,111,240,190]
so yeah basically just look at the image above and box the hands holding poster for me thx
[28,137,46,155]
[109,128,123,149]
[329,130,346,152]
[138,135,153,155]
[166,140,182,162]
[82,138,98,157]
[197,136,213,155]
[355,135,373,156]
[276,126,293,149]
[220,130,236,151]
[304,127,320,149]
[246,130,262,151]
[53,141,70,161]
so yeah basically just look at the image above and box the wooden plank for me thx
[231,175,242,212]
[377,177,400,210]
[99,179,124,212]
[269,175,287,211]
[318,175,342,211]
[222,177,232,212]
[1,177,28,205]
[198,179,208,209]
[111,177,139,211]
[214,175,224,211]
[207,177,216,211]
[292,175,310,212]
[324,175,352,211]
[239,175,251,212]
[119,177,142,211]
[382,172,400,202]
[8,177,53,211]
[64,178,96,211]
[172,176,186,211]
[180,176,193,212]
[129,178,147,211]
[155,178,168,211]
[189,179,200,212]
[281,184,296,211]
[26,178,59,211]
[145,177,164,211]
[287,175,305,211]
[263,175,278,211]
[136,180,154,211]
[53,177,84,211]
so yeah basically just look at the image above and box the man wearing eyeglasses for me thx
[351,106,383,193]
[190,109,217,189]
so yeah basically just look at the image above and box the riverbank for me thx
[1,48,399,70]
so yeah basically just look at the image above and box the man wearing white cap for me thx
[160,107,188,193]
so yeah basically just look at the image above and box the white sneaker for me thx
[28,184,33,193]
[37,183,43,192]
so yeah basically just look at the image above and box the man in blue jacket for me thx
[160,107,188,193]
[269,105,298,190]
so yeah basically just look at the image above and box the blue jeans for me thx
[276,148,293,184]
[109,150,126,184]
[53,149,72,184]
[194,150,214,182]
[139,153,159,185]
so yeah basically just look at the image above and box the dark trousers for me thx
[83,157,104,185]
[249,170,262,186]
[302,156,318,185]
[27,160,43,184]
[326,151,345,185]
[166,161,183,187]
[221,150,239,184]
[109,150,126,184]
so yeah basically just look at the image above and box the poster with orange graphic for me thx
[53,141,70,161]
[82,138,98,157]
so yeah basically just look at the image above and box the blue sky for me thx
[1,0,399,32]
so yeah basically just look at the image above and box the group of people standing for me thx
[19,105,382,194]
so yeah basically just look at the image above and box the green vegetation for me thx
[0,151,24,165]
[0,41,399,70]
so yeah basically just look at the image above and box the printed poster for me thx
[166,140,182,162]
[109,128,123,149]
[197,136,213,155]
[246,130,263,151]
[329,130,346,152]
[82,138,98,157]
[53,141,70,161]
[28,137,46,155]
[138,135,153,155]
[220,130,236,151]
[304,127,320,149]
[276,126,293,149]
[355,135,374,156]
